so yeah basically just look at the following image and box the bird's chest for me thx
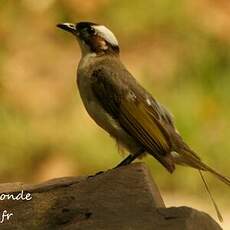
[77,68,118,134]
[77,56,98,112]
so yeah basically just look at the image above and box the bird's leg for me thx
[115,154,137,168]
[87,170,104,179]
[88,150,144,179]
[87,155,134,179]
[115,150,144,168]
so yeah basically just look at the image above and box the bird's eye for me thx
[81,26,95,36]
[88,27,95,34]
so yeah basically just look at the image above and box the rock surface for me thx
[0,163,222,230]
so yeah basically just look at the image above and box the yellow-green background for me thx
[0,0,229,225]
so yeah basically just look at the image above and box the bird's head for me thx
[57,22,119,56]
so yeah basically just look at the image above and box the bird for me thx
[57,21,230,221]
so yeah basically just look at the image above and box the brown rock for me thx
[0,163,222,230]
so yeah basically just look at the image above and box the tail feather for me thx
[200,161,230,186]
[173,148,229,222]
[199,170,223,222]
[174,148,230,186]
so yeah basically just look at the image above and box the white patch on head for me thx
[92,25,118,46]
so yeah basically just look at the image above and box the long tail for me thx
[199,170,223,222]
[200,162,230,186]
[174,148,230,222]
[174,148,230,186]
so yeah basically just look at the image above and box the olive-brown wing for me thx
[91,67,175,172]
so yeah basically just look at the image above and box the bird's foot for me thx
[87,171,104,179]
[115,154,137,168]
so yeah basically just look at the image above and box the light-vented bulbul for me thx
[57,21,229,221]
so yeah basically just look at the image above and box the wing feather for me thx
[91,66,175,172]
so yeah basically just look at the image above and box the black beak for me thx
[57,23,77,34]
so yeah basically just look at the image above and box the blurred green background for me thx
[0,0,230,224]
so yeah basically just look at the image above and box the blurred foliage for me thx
[0,0,230,204]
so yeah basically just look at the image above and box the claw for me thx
[87,171,104,179]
